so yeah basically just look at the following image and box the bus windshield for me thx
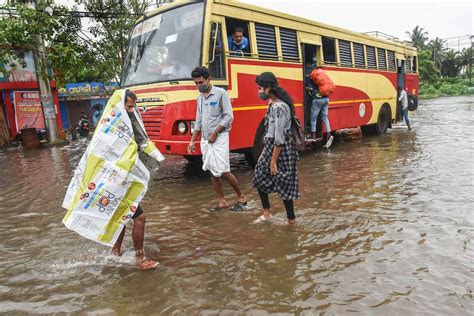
[121,2,204,86]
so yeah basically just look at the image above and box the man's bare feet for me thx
[288,219,296,225]
[112,248,121,256]
[238,194,247,204]
[136,259,159,270]
[136,249,159,270]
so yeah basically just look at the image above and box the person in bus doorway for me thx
[398,87,411,130]
[228,26,250,57]
[111,90,160,270]
[252,72,299,225]
[187,66,247,211]
[305,57,334,148]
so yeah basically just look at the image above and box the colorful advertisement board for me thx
[1,51,37,82]
[13,91,45,130]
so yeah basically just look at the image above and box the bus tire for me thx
[245,122,265,167]
[361,104,391,136]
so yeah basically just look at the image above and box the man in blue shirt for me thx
[227,27,250,57]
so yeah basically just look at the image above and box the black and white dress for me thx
[252,100,299,201]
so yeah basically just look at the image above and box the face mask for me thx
[258,92,269,101]
[233,40,242,45]
[312,57,317,62]
[198,83,208,93]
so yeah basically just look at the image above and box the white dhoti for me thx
[201,132,230,177]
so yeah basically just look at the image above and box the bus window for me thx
[388,50,396,71]
[255,23,278,60]
[322,37,336,64]
[338,39,352,67]
[353,42,365,68]
[225,18,251,58]
[405,57,412,73]
[280,28,299,62]
[377,48,387,70]
[412,56,417,72]
[208,23,226,79]
[366,45,377,69]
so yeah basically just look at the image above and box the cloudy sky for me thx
[239,0,473,50]
[1,0,471,49]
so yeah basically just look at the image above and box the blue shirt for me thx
[227,36,250,55]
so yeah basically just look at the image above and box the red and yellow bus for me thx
[121,0,418,164]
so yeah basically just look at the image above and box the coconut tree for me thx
[406,25,429,49]
[441,50,461,77]
[458,47,473,83]
[428,37,446,74]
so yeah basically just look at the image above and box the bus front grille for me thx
[142,107,164,139]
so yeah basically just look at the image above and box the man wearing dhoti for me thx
[187,67,247,211]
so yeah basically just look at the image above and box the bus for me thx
[121,0,419,165]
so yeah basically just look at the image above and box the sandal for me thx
[253,214,272,224]
[230,201,247,212]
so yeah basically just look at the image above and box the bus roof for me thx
[141,0,417,54]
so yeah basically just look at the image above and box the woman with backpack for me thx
[252,72,300,225]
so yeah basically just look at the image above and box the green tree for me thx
[0,0,109,84]
[428,37,446,74]
[441,50,461,77]
[76,0,154,82]
[406,25,429,49]
[458,47,473,83]
[418,49,438,83]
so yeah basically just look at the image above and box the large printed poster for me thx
[5,51,37,82]
[14,91,46,130]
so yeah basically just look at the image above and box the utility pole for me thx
[25,0,59,143]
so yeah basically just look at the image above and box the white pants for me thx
[201,132,230,177]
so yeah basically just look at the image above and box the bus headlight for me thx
[178,121,187,134]
[190,121,196,134]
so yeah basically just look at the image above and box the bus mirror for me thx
[209,22,219,64]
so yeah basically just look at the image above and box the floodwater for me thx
[0,96,473,315]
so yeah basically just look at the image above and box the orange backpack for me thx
[309,68,335,97]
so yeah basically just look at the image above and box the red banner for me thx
[14,91,45,130]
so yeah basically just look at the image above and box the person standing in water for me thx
[252,72,299,225]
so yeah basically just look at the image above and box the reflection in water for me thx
[0,96,473,314]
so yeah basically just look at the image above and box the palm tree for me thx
[406,26,429,49]
[441,50,461,77]
[428,37,446,73]
[458,47,473,83]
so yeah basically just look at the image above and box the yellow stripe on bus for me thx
[233,98,395,111]
[233,103,303,111]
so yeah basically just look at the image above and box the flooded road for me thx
[0,95,473,314]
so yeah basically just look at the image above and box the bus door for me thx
[396,59,405,121]
[302,43,322,137]
[208,22,227,80]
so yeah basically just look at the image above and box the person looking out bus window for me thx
[398,87,411,130]
[187,66,247,211]
[252,72,300,225]
[305,56,334,148]
[227,26,250,57]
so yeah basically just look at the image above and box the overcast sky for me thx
[239,0,473,50]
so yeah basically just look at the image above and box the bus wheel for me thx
[183,155,202,166]
[361,104,391,136]
[375,104,391,135]
[245,122,265,167]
